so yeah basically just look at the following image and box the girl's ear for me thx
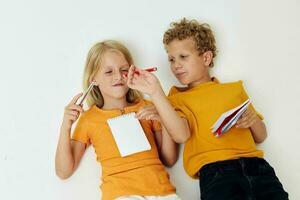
[203,51,213,67]
[89,77,99,86]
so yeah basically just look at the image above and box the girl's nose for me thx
[113,71,123,80]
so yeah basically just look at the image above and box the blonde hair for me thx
[82,40,143,108]
[163,18,217,67]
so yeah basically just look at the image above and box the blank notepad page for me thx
[107,112,151,157]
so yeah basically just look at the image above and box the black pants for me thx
[199,157,288,200]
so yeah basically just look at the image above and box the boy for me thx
[127,18,288,200]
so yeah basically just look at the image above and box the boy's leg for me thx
[199,160,252,200]
[251,159,289,200]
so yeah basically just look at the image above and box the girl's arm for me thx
[55,93,86,179]
[135,105,178,167]
[127,66,191,143]
[154,126,178,167]
[236,108,267,143]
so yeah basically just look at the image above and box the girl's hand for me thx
[135,105,161,121]
[62,93,84,129]
[126,65,162,96]
[236,108,259,129]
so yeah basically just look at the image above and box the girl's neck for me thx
[101,97,131,110]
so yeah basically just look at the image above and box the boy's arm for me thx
[151,90,191,143]
[250,118,267,143]
[126,65,190,143]
[236,108,267,143]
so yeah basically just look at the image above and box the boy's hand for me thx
[236,108,259,129]
[135,105,161,121]
[126,65,163,97]
[62,93,84,129]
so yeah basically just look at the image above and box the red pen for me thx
[124,67,157,77]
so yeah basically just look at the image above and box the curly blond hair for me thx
[163,18,217,67]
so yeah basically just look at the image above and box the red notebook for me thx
[211,99,250,137]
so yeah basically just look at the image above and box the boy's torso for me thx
[168,78,264,178]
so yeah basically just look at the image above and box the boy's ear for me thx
[203,51,213,67]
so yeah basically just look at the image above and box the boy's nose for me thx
[174,61,183,70]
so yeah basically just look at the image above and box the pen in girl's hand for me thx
[77,81,96,106]
[123,67,157,77]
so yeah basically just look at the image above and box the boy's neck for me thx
[188,75,212,88]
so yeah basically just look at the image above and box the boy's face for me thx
[166,38,211,88]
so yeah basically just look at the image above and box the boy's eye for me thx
[169,58,174,62]
[105,70,112,74]
[121,69,129,72]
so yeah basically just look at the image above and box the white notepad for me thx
[107,112,151,157]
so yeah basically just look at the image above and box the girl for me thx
[55,40,180,200]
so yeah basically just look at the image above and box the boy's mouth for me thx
[175,72,186,78]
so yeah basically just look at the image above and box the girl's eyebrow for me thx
[105,64,129,68]
[120,64,130,67]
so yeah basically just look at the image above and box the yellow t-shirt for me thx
[72,99,175,200]
[168,78,264,179]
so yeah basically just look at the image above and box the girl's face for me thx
[93,50,130,102]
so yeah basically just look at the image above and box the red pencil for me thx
[124,67,157,77]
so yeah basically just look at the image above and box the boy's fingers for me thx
[127,65,136,81]
[237,116,248,124]
[242,109,250,117]
[236,121,248,128]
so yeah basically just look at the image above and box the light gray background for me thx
[0,0,299,199]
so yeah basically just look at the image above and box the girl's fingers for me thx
[145,114,155,120]
[136,111,153,119]
[136,106,157,117]
[140,113,158,120]
[66,110,80,117]
[136,109,158,120]
[68,115,78,121]
[68,104,84,113]
[69,93,83,105]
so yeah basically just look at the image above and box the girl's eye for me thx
[105,70,112,74]
[180,55,188,59]
[169,58,174,63]
[121,69,129,72]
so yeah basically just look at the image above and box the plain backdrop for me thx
[0,0,299,199]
